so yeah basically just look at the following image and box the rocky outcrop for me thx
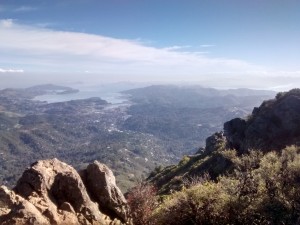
[224,118,246,152]
[81,161,129,223]
[0,158,131,225]
[224,89,300,153]
[0,185,49,225]
[148,89,300,195]
[204,132,227,154]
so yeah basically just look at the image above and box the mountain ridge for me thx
[128,88,300,225]
[148,88,300,194]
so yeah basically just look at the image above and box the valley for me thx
[0,84,275,191]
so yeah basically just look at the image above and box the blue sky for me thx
[0,0,300,90]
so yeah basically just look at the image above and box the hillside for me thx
[0,85,158,191]
[123,85,275,153]
[134,89,300,225]
[0,88,299,225]
[0,84,274,191]
[148,89,300,194]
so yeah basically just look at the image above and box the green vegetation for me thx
[128,146,300,225]
[125,88,300,224]
[1,85,299,223]
[147,134,232,194]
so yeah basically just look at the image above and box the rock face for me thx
[204,132,227,154]
[0,185,49,225]
[224,118,246,151]
[224,89,300,153]
[0,158,130,225]
[81,161,129,223]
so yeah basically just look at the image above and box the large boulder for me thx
[0,158,130,225]
[81,161,129,223]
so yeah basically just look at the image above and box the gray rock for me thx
[81,161,129,223]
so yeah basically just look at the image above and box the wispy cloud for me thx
[0,68,24,73]
[1,19,14,28]
[200,44,215,48]
[0,5,37,13]
[14,6,37,12]
[0,19,261,79]
[163,45,191,51]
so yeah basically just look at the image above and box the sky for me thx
[0,0,300,90]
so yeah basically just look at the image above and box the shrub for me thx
[154,181,232,225]
[150,146,300,224]
[126,183,157,225]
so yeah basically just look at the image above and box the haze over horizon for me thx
[0,0,299,91]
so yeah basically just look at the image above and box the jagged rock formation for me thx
[0,158,131,225]
[224,89,300,152]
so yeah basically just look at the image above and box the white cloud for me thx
[0,68,24,73]
[0,19,263,81]
[276,70,300,76]
[200,44,215,48]
[1,19,14,28]
[163,45,191,51]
